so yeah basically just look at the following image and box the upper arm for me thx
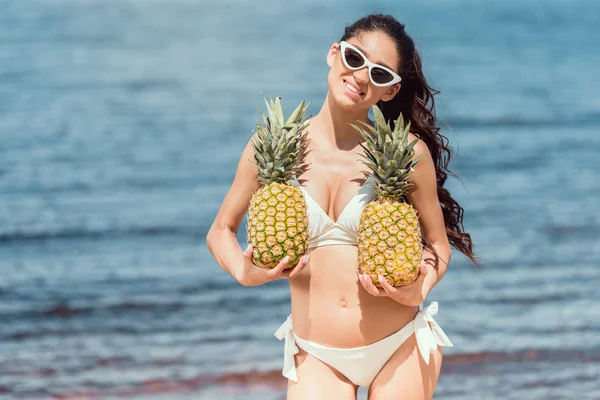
[208,135,260,236]
[405,137,450,248]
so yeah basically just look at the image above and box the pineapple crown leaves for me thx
[350,105,424,201]
[251,96,312,185]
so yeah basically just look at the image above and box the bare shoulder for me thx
[407,133,436,190]
[408,132,431,159]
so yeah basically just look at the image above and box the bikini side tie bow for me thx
[274,314,300,382]
[414,301,454,364]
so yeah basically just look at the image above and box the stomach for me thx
[288,244,420,348]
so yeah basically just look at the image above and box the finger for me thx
[357,272,371,293]
[360,275,375,296]
[362,274,382,296]
[243,244,254,259]
[369,275,383,296]
[369,278,383,296]
[378,275,397,295]
[267,256,290,279]
[285,256,306,279]
[419,263,429,277]
[288,254,309,279]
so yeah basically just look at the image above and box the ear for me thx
[326,42,340,68]
[380,83,401,102]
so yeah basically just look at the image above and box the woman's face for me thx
[326,30,402,111]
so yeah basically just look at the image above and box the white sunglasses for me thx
[339,41,402,87]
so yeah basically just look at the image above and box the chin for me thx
[332,92,359,110]
[328,78,367,111]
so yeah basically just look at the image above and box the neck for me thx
[310,92,373,151]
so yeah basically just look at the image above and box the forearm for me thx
[206,225,244,276]
[422,243,451,297]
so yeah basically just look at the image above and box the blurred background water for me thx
[1,0,600,399]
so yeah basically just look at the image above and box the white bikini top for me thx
[288,177,376,248]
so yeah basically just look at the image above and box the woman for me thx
[207,13,478,400]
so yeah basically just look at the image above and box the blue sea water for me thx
[1,0,599,399]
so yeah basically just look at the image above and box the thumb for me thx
[243,244,254,258]
[419,261,428,276]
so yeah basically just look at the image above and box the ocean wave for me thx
[0,224,211,244]
[481,292,578,306]
[443,348,600,364]
[3,348,598,399]
[442,113,600,129]
[0,280,287,324]
[3,300,187,324]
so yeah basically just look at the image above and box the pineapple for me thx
[351,106,425,287]
[246,97,311,269]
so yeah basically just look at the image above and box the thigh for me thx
[287,348,358,400]
[367,334,443,400]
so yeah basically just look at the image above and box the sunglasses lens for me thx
[371,67,395,84]
[343,47,365,68]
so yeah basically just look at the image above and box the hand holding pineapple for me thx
[232,244,310,287]
[358,258,430,307]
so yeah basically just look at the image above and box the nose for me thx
[353,67,370,86]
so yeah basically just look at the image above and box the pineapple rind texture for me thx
[248,182,309,269]
[357,200,422,287]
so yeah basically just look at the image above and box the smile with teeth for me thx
[344,80,363,95]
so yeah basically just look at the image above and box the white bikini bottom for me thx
[274,301,453,387]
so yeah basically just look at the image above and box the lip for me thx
[343,79,364,98]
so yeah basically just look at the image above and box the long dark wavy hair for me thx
[341,13,481,269]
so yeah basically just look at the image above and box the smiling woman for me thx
[206,12,479,400]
